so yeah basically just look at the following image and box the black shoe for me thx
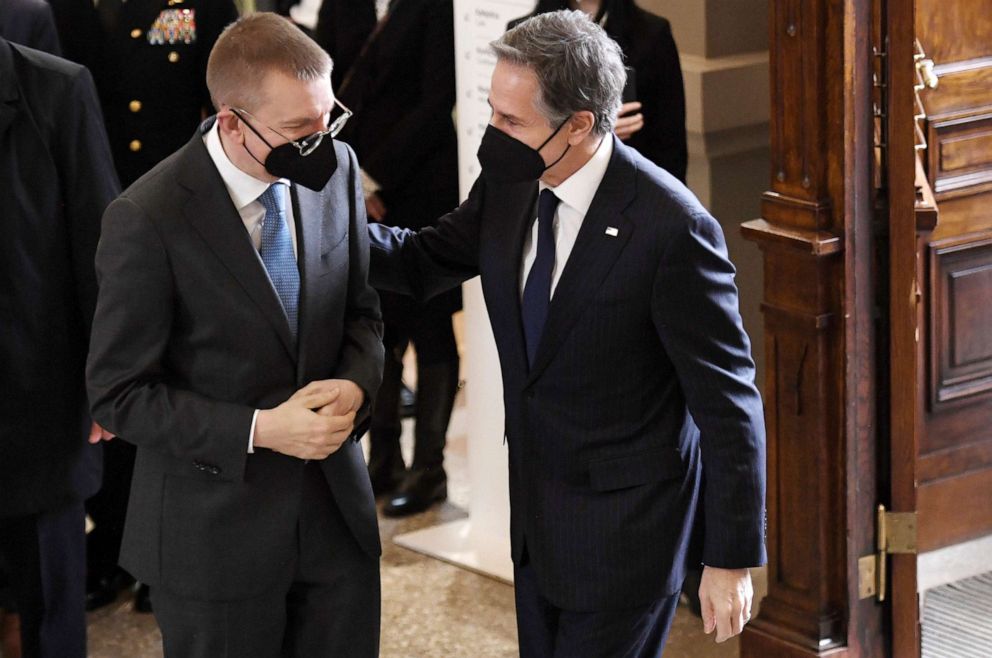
[383,469,447,517]
[133,584,152,613]
[85,569,135,611]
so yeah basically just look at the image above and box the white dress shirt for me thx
[520,134,614,299]
[203,122,297,453]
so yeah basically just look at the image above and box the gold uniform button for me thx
[129,100,142,113]
[129,140,142,152]
[130,28,142,39]
[168,51,180,63]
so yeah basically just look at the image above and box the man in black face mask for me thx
[369,10,766,658]
[86,13,384,657]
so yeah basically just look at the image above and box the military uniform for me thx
[50,0,238,187]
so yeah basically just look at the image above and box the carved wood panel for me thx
[928,233,992,409]
[926,109,992,198]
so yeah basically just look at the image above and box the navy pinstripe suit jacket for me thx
[369,136,766,611]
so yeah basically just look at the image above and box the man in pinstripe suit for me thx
[369,11,766,657]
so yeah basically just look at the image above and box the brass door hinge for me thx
[859,504,918,601]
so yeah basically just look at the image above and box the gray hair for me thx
[491,10,626,136]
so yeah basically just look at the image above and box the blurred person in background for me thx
[315,0,462,517]
[0,4,64,653]
[0,33,119,657]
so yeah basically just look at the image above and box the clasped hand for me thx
[253,379,365,460]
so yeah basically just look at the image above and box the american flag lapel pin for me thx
[605,227,619,237]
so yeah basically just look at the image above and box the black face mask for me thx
[233,110,338,191]
[476,119,571,184]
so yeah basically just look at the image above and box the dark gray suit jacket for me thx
[87,123,384,601]
[0,0,61,55]
[369,136,766,611]
[0,38,117,517]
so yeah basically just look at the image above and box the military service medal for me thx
[148,9,197,45]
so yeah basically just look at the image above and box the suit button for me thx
[129,140,142,152]
[130,28,142,39]
[526,391,535,399]
[168,51,180,63]
[211,467,221,475]
[129,100,142,113]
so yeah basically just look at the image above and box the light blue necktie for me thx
[257,183,300,341]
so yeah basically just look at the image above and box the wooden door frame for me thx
[886,0,922,653]
[740,0,886,655]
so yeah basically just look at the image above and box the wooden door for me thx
[914,0,992,553]
[887,0,992,655]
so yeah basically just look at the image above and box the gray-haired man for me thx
[370,10,766,656]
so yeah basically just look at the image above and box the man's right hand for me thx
[253,387,356,460]
[365,192,387,222]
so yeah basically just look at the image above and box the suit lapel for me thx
[485,184,538,379]
[293,183,325,378]
[0,41,21,135]
[525,138,637,385]
[177,137,297,361]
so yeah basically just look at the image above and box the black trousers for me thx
[514,558,680,658]
[370,292,459,472]
[150,463,380,658]
[85,439,135,581]
[0,501,87,658]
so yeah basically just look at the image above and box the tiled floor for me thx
[75,383,762,657]
[86,498,749,658]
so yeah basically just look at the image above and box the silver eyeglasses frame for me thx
[232,98,353,157]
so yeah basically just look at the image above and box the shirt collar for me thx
[542,134,613,217]
[204,120,287,210]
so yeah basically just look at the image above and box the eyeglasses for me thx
[231,98,353,156]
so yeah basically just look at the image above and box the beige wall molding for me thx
[682,51,770,135]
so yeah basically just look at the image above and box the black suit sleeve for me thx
[368,176,485,300]
[87,197,255,483]
[57,65,120,332]
[359,0,455,192]
[333,145,385,433]
[651,211,766,569]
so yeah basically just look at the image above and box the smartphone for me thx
[622,66,638,104]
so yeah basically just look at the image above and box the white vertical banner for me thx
[393,0,533,583]
[453,0,535,198]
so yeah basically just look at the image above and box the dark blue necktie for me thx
[258,183,300,341]
[522,189,560,367]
